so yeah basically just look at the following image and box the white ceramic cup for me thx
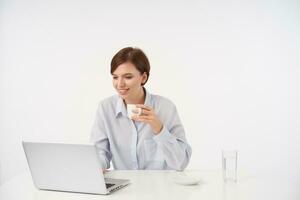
[127,104,142,118]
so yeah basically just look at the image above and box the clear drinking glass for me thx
[222,150,238,182]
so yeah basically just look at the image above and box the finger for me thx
[132,117,149,123]
[140,109,152,115]
[135,104,152,111]
[131,115,151,122]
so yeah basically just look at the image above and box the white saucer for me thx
[171,174,201,185]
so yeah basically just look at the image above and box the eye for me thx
[112,76,118,80]
[125,76,133,79]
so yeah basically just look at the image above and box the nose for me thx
[117,78,125,88]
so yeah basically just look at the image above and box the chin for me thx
[119,93,129,100]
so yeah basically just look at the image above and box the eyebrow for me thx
[112,73,134,76]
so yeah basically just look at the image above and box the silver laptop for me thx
[22,141,130,195]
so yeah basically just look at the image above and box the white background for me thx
[1,0,300,185]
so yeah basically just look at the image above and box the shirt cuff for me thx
[153,126,176,144]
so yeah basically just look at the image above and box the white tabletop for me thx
[0,170,299,200]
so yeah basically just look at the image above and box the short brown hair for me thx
[111,47,150,86]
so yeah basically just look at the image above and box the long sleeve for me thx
[90,103,112,169]
[153,102,192,170]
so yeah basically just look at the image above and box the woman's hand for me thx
[131,105,163,135]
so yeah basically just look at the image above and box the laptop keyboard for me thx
[106,183,115,189]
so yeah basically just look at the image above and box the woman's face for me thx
[112,62,147,102]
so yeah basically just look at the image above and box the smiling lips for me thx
[118,88,129,95]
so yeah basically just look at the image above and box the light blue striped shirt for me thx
[90,89,192,170]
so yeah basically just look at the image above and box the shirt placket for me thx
[130,120,139,169]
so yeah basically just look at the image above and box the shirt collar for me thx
[144,88,151,106]
[115,87,151,118]
[115,97,126,117]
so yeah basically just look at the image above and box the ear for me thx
[141,72,148,85]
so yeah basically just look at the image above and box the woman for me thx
[90,47,192,170]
